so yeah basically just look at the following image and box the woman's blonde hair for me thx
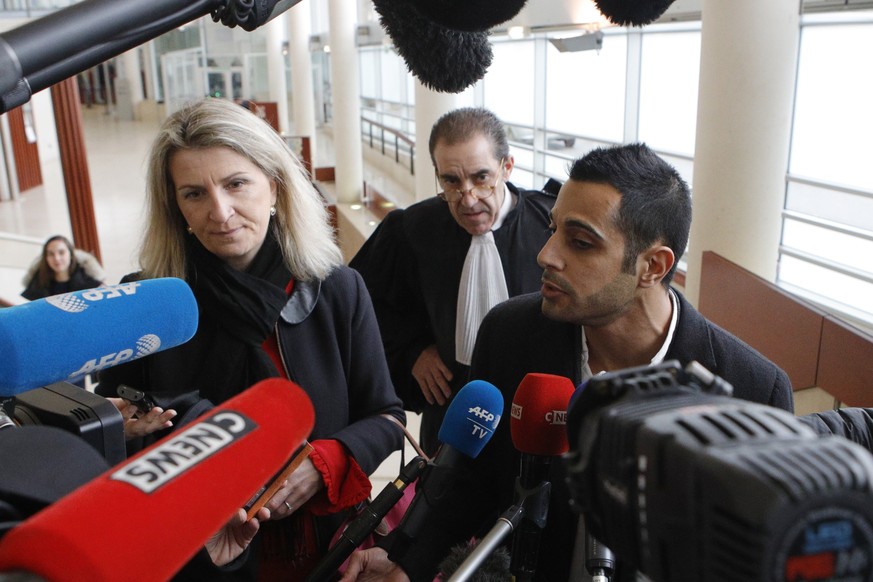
[140,98,341,281]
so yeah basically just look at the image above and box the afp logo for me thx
[69,333,164,379]
[46,293,89,313]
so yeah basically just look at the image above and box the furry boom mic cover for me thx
[408,0,528,32]
[593,0,676,26]
[372,0,493,93]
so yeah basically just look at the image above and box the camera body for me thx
[565,361,873,582]
[2,382,125,466]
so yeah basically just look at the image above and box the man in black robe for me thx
[350,107,556,455]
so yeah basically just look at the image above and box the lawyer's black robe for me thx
[350,183,556,453]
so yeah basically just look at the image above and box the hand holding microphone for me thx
[337,380,503,582]
[0,377,315,582]
[447,373,574,582]
[388,380,503,562]
[508,373,575,581]
[0,278,198,397]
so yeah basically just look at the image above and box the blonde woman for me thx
[97,98,404,581]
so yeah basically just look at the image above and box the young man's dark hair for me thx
[568,143,692,285]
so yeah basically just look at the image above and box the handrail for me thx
[360,116,415,176]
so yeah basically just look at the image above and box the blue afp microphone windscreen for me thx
[438,379,503,459]
[0,278,198,396]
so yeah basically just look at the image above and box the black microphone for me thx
[593,0,677,27]
[305,455,428,582]
[388,380,503,561]
[371,0,492,94]
[0,0,303,113]
[508,373,575,581]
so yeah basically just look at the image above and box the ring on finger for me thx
[284,501,293,511]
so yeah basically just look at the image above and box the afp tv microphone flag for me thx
[0,277,198,396]
[0,378,315,582]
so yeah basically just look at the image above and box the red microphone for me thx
[0,378,315,582]
[508,372,575,580]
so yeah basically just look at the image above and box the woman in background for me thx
[96,98,404,581]
[20,235,104,300]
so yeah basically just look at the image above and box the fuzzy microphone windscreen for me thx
[437,539,512,581]
[372,0,492,93]
[408,0,528,32]
[593,0,676,26]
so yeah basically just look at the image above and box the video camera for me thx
[0,382,125,466]
[564,360,873,582]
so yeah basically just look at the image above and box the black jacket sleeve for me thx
[798,408,873,453]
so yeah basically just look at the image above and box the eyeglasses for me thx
[437,159,505,203]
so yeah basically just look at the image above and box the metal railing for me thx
[360,116,415,176]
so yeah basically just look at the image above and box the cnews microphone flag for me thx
[0,277,198,396]
[510,373,575,456]
[0,378,315,582]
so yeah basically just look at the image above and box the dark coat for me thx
[391,289,794,581]
[98,266,404,471]
[350,184,556,415]
[21,266,102,300]
[97,266,405,579]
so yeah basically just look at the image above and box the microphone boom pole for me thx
[447,504,524,582]
[0,0,218,113]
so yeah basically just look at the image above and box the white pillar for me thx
[327,0,363,204]
[113,49,143,121]
[266,15,290,133]
[413,81,461,202]
[684,0,801,304]
[288,2,317,162]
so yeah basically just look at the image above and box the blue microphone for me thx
[0,278,198,396]
[388,380,503,561]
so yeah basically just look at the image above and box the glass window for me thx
[360,50,378,98]
[790,23,873,191]
[786,181,873,232]
[782,217,873,273]
[545,33,627,143]
[638,31,700,156]
[484,40,535,126]
[779,256,873,317]
[781,15,873,325]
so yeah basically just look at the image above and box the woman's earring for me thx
[186,225,193,234]
[270,206,277,217]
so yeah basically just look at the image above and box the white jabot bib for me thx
[454,186,514,365]
[455,232,509,365]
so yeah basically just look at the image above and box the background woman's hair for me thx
[140,98,342,281]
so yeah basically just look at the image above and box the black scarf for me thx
[184,228,293,405]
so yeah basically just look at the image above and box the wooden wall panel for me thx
[51,77,102,262]
[817,316,873,407]
[698,251,873,406]
[699,251,823,389]
[6,105,43,192]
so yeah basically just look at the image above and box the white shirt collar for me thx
[649,287,679,365]
[579,287,680,378]
[491,183,514,231]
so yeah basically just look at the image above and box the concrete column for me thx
[413,81,461,202]
[115,48,143,121]
[684,0,801,304]
[327,0,363,204]
[265,14,289,133]
[288,1,318,164]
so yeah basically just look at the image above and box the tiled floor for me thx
[0,103,421,490]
